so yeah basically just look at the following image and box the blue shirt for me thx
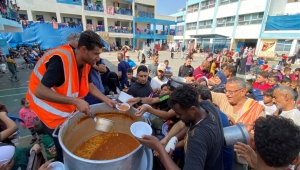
[118,61,130,88]
[125,59,136,68]
[218,108,234,170]
[84,60,105,105]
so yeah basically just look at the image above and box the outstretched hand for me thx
[135,105,151,117]
[136,135,163,152]
[234,142,257,168]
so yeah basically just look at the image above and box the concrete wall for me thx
[134,0,156,6]
[268,0,287,15]
[199,8,214,21]
[235,25,261,39]
[186,30,197,36]
[136,22,148,29]
[108,37,131,45]
[238,0,266,15]
[155,14,176,21]
[284,2,300,14]
[217,3,238,18]
[215,26,234,37]
[186,12,198,23]
[86,17,104,25]
[196,28,211,35]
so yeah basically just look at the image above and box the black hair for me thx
[185,56,192,60]
[295,68,300,72]
[269,75,280,82]
[284,67,292,72]
[164,60,169,63]
[21,98,26,105]
[221,63,228,69]
[137,65,148,74]
[161,84,169,90]
[264,60,268,64]
[168,85,200,110]
[258,71,269,78]
[196,85,212,101]
[254,116,300,167]
[282,77,291,83]
[263,88,274,97]
[166,80,176,91]
[126,68,133,74]
[208,53,213,57]
[77,30,104,50]
[225,65,236,74]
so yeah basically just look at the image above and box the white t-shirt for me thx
[150,76,168,89]
[280,109,300,126]
[258,101,277,116]
[165,66,172,75]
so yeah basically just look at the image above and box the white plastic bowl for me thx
[118,92,133,103]
[0,145,15,164]
[116,103,131,112]
[48,161,65,170]
[130,121,152,138]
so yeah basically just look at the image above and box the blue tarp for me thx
[265,15,300,31]
[1,21,83,50]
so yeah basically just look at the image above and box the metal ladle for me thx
[90,112,114,133]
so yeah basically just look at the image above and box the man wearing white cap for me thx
[150,63,168,89]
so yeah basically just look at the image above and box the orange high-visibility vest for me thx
[26,44,91,129]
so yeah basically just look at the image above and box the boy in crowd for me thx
[250,60,259,75]
[234,116,300,170]
[246,82,255,99]
[258,89,278,116]
[290,68,300,81]
[283,67,292,79]
[290,80,299,102]
[268,75,280,89]
[263,60,269,71]
[281,77,292,86]
[252,71,272,101]
[123,68,136,92]
[256,64,264,75]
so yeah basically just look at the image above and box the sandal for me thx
[30,138,37,144]
[15,79,19,82]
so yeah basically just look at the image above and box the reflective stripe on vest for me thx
[27,89,70,118]
[33,49,78,98]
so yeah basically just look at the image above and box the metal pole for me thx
[182,1,188,48]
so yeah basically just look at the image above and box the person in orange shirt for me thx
[26,30,117,162]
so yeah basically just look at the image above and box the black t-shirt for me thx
[127,81,152,98]
[41,54,92,88]
[183,102,224,170]
[178,64,194,77]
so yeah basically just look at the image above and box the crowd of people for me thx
[1,30,300,170]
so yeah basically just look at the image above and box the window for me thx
[86,19,92,24]
[36,15,44,21]
[19,14,28,20]
[199,20,213,29]
[220,0,238,5]
[186,22,197,30]
[295,40,300,54]
[176,25,184,36]
[177,16,183,21]
[63,17,81,24]
[187,3,199,13]
[201,0,215,10]
[238,12,264,25]
[216,16,235,27]
[73,0,79,2]
[275,40,293,54]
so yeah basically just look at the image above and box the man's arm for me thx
[117,64,122,79]
[178,66,182,76]
[88,83,117,108]
[136,107,176,120]
[161,121,185,144]
[127,97,160,106]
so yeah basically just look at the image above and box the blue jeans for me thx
[245,65,251,73]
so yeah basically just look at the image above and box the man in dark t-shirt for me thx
[117,53,130,89]
[136,85,224,170]
[127,65,152,97]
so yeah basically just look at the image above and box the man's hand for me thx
[153,88,161,94]
[38,159,54,170]
[234,142,257,168]
[126,98,139,106]
[136,135,163,151]
[135,105,151,117]
[0,158,14,170]
[104,98,118,108]
[185,77,194,83]
[30,144,41,154]
[74,98,90,115]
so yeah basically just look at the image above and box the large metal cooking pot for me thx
[55,103,152,170]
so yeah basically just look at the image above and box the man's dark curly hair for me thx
[254,116,300,167]
[168,85,200,110]
[78,30,104,50]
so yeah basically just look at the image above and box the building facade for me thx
[17,0,176,49]
[171,0,300,57]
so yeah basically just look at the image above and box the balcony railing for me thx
[136,28,154,35]
[135,10,154,18]
[84,4,104,12]
[216,22,234,27]
[114,7,132,16]
[238,19,262,25]
[1,7,18,21]
[108,26,133,33]
[95,25,105,31]
[199,25,212,29]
